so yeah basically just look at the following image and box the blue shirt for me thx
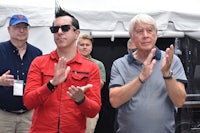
[0,41,42,111]
[109,47,187,133]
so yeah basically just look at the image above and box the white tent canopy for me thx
[62,0,200,31]
[0,0,200,53]
[61,0,200,39]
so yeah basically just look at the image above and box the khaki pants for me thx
[0,109,33,133]
[85,114,99,133]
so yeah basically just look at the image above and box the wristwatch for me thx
[163,70,173,79]
[47,80,57,91]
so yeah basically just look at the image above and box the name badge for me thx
[13,79,24,96]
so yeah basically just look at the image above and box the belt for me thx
[1,108,28,114]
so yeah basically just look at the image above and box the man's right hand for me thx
[0,70,14,86]
[51,57,71,86]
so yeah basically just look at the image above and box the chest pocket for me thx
[70,70,89,86]
[41,71,54,85]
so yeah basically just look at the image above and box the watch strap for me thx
[47,81,57,91]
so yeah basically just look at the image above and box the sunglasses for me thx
[50,25,76,33]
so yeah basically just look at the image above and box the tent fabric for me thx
[61,0,200,32]
[0,4,54,27]
[1,0,200,31]
[0,0,200,54]
[68,10,200,32]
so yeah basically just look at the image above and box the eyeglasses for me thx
[50,25,76,33]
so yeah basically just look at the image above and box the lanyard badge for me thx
[13,79,24,96]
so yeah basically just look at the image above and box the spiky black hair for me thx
[54,6,79,30]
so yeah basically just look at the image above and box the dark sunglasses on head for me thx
[50,25,76,33]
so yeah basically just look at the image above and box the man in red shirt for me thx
[23,7,101,133]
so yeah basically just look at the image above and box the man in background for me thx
[0,14,42,133]
[77,34,106,133]
[127,38,136,53]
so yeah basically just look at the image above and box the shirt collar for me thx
[9,40,28,50]
[127,47,161,64]
[50,49,83,64]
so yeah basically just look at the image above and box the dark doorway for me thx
[92,38,128,133]
[175,36,200,133]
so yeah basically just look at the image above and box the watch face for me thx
[163,70,173,79]
[169,70,173,77]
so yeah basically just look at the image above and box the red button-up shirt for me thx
[23,50,101,133]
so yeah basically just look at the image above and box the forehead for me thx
[53,16,72,25]
[79,38,92,44]
[134,23,155,30]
